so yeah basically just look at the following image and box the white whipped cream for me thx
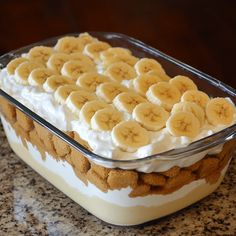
[0,68,235,172]
[2,116,228,208]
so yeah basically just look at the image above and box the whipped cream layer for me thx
[0,68,235,172]
[1,116,229,208]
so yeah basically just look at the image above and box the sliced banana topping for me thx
[5,33,236,150]
[206,98,235,125]
[61,60,96,80]
[166,111,200,138]
[96,82,128,103]
[172,102,205,127]
[76,72,110,92]
[133,102,169,131]
[28,68,56,86]
[135,58,165,75]
[27,46,54,64]
[46,53,70,73]
[181,90,210,109]
[133,74,162,96]
[111,120,149,152]
[80,100,109,126]
[66,90,97,115]
[15,61,43,85]
[91,107,123,131]
[54,85,81,104]
[113,92,146,113]
[55,36,83,54]
[6,57,28,75]
[104,61,136,82]
[146,82,181,111]
[84,41,111,62]
[169,75,198,94]
[43,75,72,92]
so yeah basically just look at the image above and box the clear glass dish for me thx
[0,32,235,225]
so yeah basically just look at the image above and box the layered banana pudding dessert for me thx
[0,32,236,225]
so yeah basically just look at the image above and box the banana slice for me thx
[133,74,162,96]
[113,91,146,113]
[83,41,111,62]
[28,68,56,86]
[6,57,28,75]
[166,111,200,138]
[55,36,83,54]
[172,102,205,127]
[15,61,43,85]
[206,98,235,125]
[91,107,123,131]
[101,47,131,59]
[80,100,109,126]
[181,90,210,109]
[46,53,70,73]
[117,54,139,67]
[27,46,54,64]
[111,120,149,152]
[147,70,171,82]
[169,75,198,94]
[135,58,165,76]
[54,85,81,104]
[146,82,181,111]
[133,102,169,131]
[61,60,96,81]
[102,54,138,69]
[76,72,110,92]
[69,52,95,67]
[77,32,98,47]
[66,90,97,115]
[43,75,72,92]
[96,82,128,103]
[100,47,137,68]
[104,61,136,82]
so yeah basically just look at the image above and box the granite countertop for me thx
[0,123,235,236]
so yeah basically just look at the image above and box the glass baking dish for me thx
[0,32,235,226]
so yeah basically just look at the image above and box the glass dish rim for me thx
[0,31,235,165]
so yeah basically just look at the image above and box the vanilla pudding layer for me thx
[1,68,235,173]
[2,116,228,225]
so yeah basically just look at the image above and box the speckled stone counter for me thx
[0,122,235,236]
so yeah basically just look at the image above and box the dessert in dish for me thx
[0,32,236,225]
